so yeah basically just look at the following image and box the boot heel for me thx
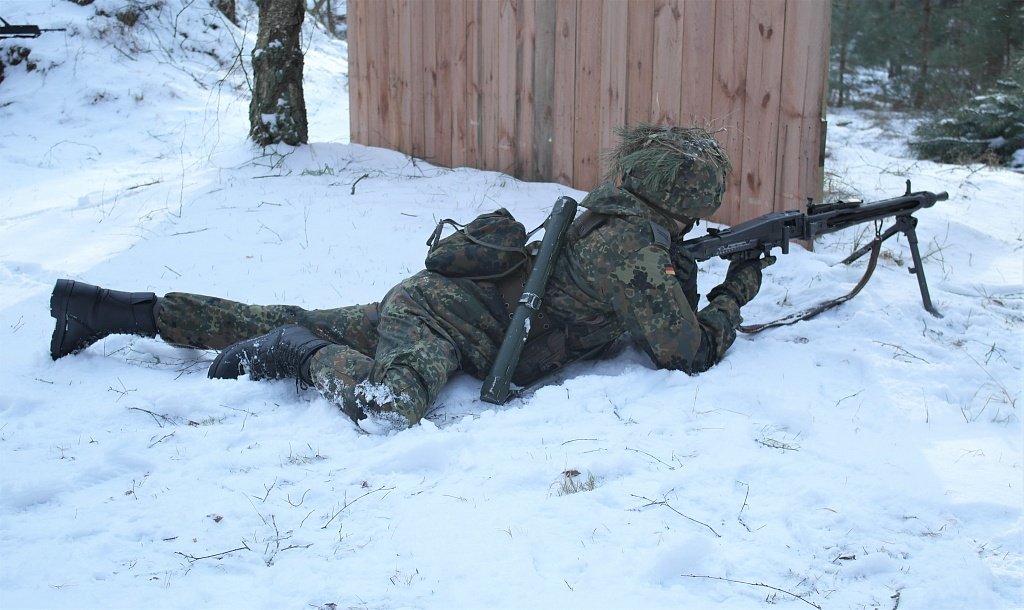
[48,279,157,360]
[49,279,75,360]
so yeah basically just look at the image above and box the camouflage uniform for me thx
[156,273,510,425]
[155,191,745,426]
[531,183,742,382]
[152,125,763,426]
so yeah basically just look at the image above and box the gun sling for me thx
[738,238,882,334]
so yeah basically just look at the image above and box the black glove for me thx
[707,255,777,307]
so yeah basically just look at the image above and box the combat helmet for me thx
[606,124,731,221]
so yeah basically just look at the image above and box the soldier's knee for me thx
[373,366,430,425]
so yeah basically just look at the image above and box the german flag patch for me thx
[663,263,676,276]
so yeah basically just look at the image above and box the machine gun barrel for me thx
[807,189,948,237]
[0,17,66,39]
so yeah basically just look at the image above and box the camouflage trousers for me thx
[155,271,509,425]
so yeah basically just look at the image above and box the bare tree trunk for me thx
[887,0,901,79]
[836,0,850,107]
[249,0,308,146]
[913,0,931,109]
[215,0,237,26]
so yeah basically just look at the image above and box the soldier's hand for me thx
[708,254,776,307]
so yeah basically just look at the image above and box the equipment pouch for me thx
[425,208,529,280]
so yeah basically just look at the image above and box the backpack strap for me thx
[568,210,608,241]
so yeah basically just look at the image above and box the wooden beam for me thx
[680,0,716,125]
[711,0,751,225]
[599,0,628,176]
[625,0,655,129]
[739,0,785,217]
[651,0,683,125]
[551,0,576,186]
[573,0,603,188]
[530,0,557,182]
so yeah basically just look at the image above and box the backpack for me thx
[424,208,529,280]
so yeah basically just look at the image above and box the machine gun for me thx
[0,16,66,39]
[682,180,949,321]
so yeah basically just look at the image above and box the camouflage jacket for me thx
[514,183,741,384]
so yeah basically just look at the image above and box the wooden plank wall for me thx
[347,0,831,225]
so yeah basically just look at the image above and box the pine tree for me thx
[909,54,1024,165]
[830,0,1023,111]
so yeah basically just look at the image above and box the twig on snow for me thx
[682,574,822,609]
[321,484,394,530]
[127,407,178,427]
[630,493,721,538]
[175,543,251,564]
[624,446,677,470]
[350,173,369,195]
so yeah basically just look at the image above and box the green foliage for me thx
[831,0,1023,111]
[909,59,1024,166]
[605,124,732,184]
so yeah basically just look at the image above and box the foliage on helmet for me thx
[604,124,731,219]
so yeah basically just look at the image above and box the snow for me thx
[1,1,1021,609]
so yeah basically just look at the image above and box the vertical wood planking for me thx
[348,0,828,226]
[777,0,811,213]
[680,0,716,125]
[807,2,830,207]
[450,0,468,167]
[551,0,577,186]
[651,0,683,125]
[710,0,750,223]
[420,0,437,163]
[479,0,499,170]
[778,0,829,215]
[739,0,785,217]
[347,0,362,143]
[516,0,538,181]
[383,1,402,150]
[434,0,453,168]
[573,0,603,188]
[367,0,390,149]
[599,0,628,173]
[408,0,425,158]
[464,0,483,167]
[625,0,655,129]
[399,0,415,154]
[531,0,557,182]
[496,0,518,174]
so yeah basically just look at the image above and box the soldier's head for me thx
[606,124,731,223]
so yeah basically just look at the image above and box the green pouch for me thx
[425,208,529,280]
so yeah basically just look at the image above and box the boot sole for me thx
[49,279,74,360]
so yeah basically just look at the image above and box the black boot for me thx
[208,325,331,382]
[50,279,158,360]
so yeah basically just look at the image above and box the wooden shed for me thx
[347,0,831,225]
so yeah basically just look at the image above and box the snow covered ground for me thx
[1,2,1021,609]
